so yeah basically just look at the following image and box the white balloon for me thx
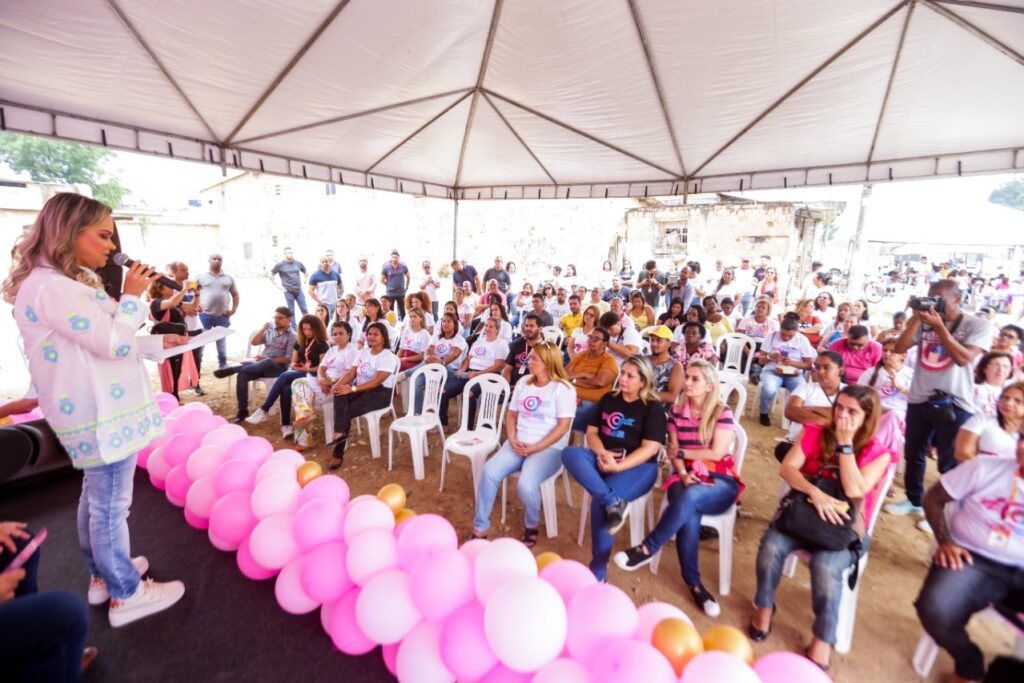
[474,538,537,604]
[396,619,455,683]
[484,577,566,673]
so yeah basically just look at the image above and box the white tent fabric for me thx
[1,0,1022,199]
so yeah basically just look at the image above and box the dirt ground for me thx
[182,366,1020,683]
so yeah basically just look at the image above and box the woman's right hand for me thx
[0,569,25,603]
[808,487,850,525]
[122,261,161,298]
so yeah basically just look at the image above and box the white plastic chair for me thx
[439,374,511,494]
[502,465,575,538]
[718,333,756,379]
[649,424,747,596]
[913,606,1024,677]
[322,367,399,459]
[541,326,564,348]
[387,365,448,480]
[576,447,665,548]
[242,342,278,415]
[779,463,897,654]
[718,375,748,421]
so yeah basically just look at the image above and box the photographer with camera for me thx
[886,280,991,529]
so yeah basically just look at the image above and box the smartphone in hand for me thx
[3,528,46,573]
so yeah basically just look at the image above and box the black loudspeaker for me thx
[0,419,72,485]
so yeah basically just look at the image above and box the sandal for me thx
[520,528,539,549]
[803,645,830,672]
[464,531,488,543]
[747,605,777,642]
[328,456,343,470]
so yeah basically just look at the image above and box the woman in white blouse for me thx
[955,382,1024,461]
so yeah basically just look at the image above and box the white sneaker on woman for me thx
[108,578,185,628]
[87,556,150,605]
[245,409,268,425]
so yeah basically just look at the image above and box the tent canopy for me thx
[1,0,1022,199]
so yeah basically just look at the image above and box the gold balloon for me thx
[535,551,562,572]
[702,624,754,665]
[651,618,704,675]
[376,484,407,514]
[295,461,323,487]
[395,508,417,524]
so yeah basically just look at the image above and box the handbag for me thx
[773,468,859,552]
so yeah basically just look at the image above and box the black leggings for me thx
[331,386,391,458]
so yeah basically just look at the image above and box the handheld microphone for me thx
[111,253,182,291]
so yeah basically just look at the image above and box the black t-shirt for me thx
[453,265,479,293]
[150,299,184,325]
[589,393,667,459]
[483,268,512,292]
[294,339,330,372]
[638,270,665,307]
[505,337,534,388]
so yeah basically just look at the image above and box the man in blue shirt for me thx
[451,259,481,296]
[380,249,410,320]
[271,247,307,325]
[308,256,343,319]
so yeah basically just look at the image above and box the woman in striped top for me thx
[613,359,740,617]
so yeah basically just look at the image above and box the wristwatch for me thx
[835,444,854,456]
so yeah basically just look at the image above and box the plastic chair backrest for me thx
[407,364,448,417]
[865,463,897,536]
[718,375,747,417]
[460,373,511,434]
[719,333,755,376]
[541,326,564,347]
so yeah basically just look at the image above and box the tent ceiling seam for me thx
[104,0,221,143]
[455,0,504,188]
[479,90,557,185]
[933,0,1024,14]
[688,0,911,178]
[223,0,354,145]
[626,0,686,177]
[364,90,474,174]
[867,2,916,165]
[922,0,1024,66]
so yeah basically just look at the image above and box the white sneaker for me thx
[245,408,268,425]
[917,519,933,535]
[281,425,294,438]
[87,556,150,605]
[108,578,185,628]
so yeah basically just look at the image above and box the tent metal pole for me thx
[933,0,1024,14]
[455,0,505,188]
[922,0,1024,66]
[867,2,915,165]
[452,198,460,265]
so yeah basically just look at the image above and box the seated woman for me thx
[756,315,816,427]
[850,299,879,339]
[794,298,823,348]
[627,290,655,330]
[568,305,600,360]
[736,297,779,384]
[817,302,852,352]
[562,356,667,581]
[972,351,1014,418]
[472,301,513,343]
[314,303,331,329]
[657,297,686,332]
[992,324,1024,377]
[875,311,906,343]
[454,287,474,334]
[327,322,399,469]
[672,321,719,367]
[396,308,432,376]
[914,439,1024,683]
[291,321,359,451]
[955,381,1024,462]
[358,298,387,348]
[702,296,734,348]
[412,312,467,412]
[749,385,893,671]
[856,339,912,457]
[404,291,435,334]
[613,359,739,617]
[469,342,575,547]
[439,317,508,429]
[246,314,329,438]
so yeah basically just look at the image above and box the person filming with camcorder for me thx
[886,279,992,531]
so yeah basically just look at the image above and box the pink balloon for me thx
[174,412,221,437]
[396,514,458,572]
[201,424,247,448]
[162,432,204,467]
[440,603,497,681]
[409,548,474,622]
[183,508,208,530]
[346,528,399,586]
[185,444,229,480]
[753,652,833,683]
[355,569,421,645]
[330,588,376,655]
[532,658,592,683]
[237,534,277,580]
[292,498,347,551]
[209,490,257,546]
[210,415,228,428]
[484,577,567,673]
[296,474,350,508]
[208,529,238,552]
[275,555,320,614]
[213,458,260,497]
[479,664,532,683]
[251,475,301,519]
[164,465,192,507]
[169,402,212,418]
[346,494,376,511]
[681,652,760,683]
[268,449,306,468]
[222,436,274,464]
[540,560,597,607]
[343,498,394,543]
[255,460,298,486]
[566,584,638,662]
[591,640,676,683]
[300,542,353,603]
[185,474,219,520]
[382,643,399,677]
[249,513,300,570]
[474,538,537,604]
[459,538,490,565]
[137,445,154,469]
[320,600,337,635]
[147,447,171,489]
[396,620,453,683]
[634,601,693,644]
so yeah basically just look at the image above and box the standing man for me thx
[324,249,342,277]
[381,249,410,320]
[451,259,481,296]
[271,246,307,324]
[484,256,514,312]
[888,279,991,528]
[420,260,441,319]
[354,255,376,306]
[197,253,239,371]
[308,255,342,318]
[168,261,205,395]
[737,257,758,314]
[637,260,665,312]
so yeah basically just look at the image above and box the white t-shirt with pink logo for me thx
[467,337,509,372]
[320,344,359,381]
[429,334,468,372]
[736,315,779,343]
[941,455,1024,565]
[511,379,577,447]
[570,327,592,355]
[353,347,399,389]
[399,327,432,354]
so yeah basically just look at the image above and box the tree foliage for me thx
[989,178,1024,213]
[0,132,128,208]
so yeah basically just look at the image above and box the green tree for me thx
[989,178,1024,212]
[0,132,128,208]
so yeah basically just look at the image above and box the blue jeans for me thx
[474,442,564,533]
[758,371,805,414]
[644,475,739,586]
[260,369,308,425]
[562,446,658,580]
[283,289,308,325]
[0,582,87,683]
[77,453,141,600]
[199,312,231,368]
[915,552,1024,681]
[571,400,598,433]
[741,292,754,316]
[902,401,972,506]
[439,375,482,427]
[236,359,286,414]
[754,525,870,645]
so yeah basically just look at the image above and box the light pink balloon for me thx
[440,603,497,681]
[164,465,192,507]
[382,643,399,676]
[532,658,592,683]
[320,600,337,635]
[540,560,597,606]
[275,555,320,614]
[330,588,376,655]
[592,640,676,683]
[251,475,301,519]
[237,533,277,580]
[268,449,305,468]
[634,601,693,644]
[209,490,257,546]
[346,528,399,586]
[208,529,238,552]
[479,664,532,683]
[566,584,639,662]
[213,458,260,497]
[396,514,458,571]
[296,474,350,508]
[255,460,298,486]
[343,498,395,543]
[162,432,204,468]
[184,474,219,521]
[249,513,300,570]
[183,508,208,530]
[301,542,353,603]
[169,402,212,418]
[210,415,228,428]
[293,497,347,551]
[185,444,229,480]
[346,494,376,510]
[396,620,454,683]
[147,447,171,489]
[409,548,474,622]
[459,538,490,565]
[174,412,221,437]
[484,577,567,672]
[355,569,421,645]
[222,436,274,464]
[753,652,833,683]
[680,652,760,683]
[201,424,247,448]
[137,445,153,469]
[474,538,537,604]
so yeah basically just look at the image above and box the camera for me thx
[909,296,946,313]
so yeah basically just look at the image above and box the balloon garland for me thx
[141,393,833,683]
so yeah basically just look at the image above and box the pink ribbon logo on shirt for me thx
[604,411,624,431]
[522,396,542,412]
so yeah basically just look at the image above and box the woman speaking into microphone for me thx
[2,193,188,628]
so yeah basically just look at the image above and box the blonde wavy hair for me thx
[526,341,572,389]
[612,355,661,405]
[683,359,726,445]
[2,193,110,303]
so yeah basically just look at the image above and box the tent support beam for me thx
[483,89,680,178]
[452,198,460,262]
[689,0,911,178]
[365,91,474,173]
[626,0,686,177]
[922,0,1024,66]
[233,89,472,145]
[934,0,1024,14]
[104,0,221,143]
[455,0,505,188]
[224,0,354,145]
[480,91,557,185]
[868,1,915,165]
